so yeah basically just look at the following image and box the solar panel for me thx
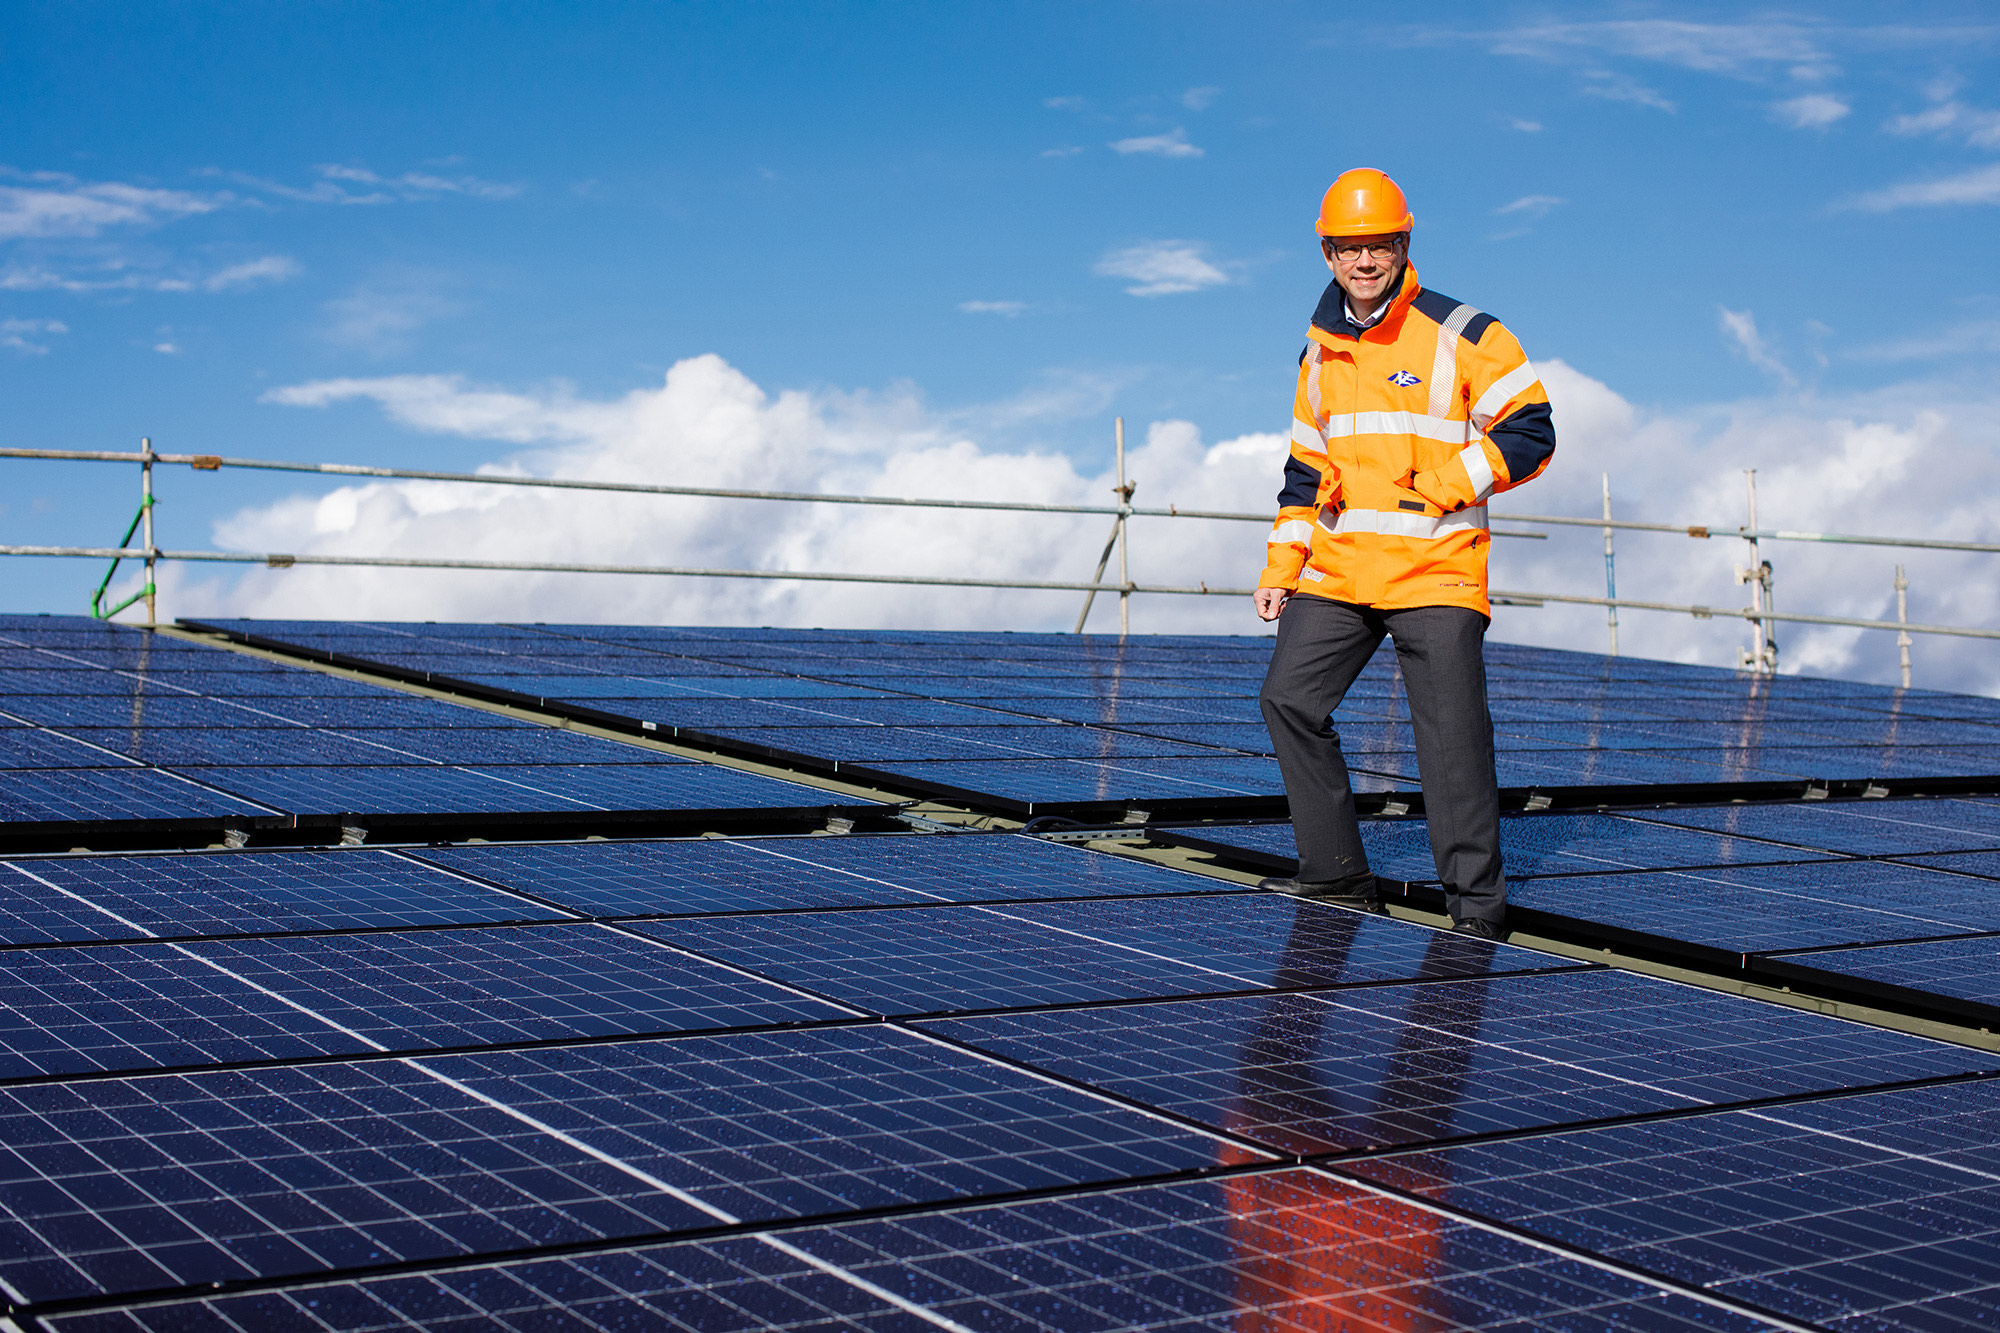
[415,833,1236,917]
[0,619,887,831]
[175,924,854,1047]
[66,1171,1789,1331]
[1338,1079,2000,1329]
[1157,812,1836,881]
[632,896,1577,1017]
[6,617,1996,1326]
[0,849,563,941]
[925,970,1990,1156]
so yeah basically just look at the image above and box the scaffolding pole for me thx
[139,437,156,627]
[1601,473,1618,657]
[1115,417,1132,638]
[1896,565,1912,690]
[11,444,1996,552]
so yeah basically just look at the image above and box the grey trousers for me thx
[1258,596,1506,925]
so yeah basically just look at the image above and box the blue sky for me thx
[3,3,1999,684]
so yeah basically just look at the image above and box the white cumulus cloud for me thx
[1108,128,1204,158]
[1093,241,1229,297]
[156,351,2000,696]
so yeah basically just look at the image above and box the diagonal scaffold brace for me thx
[87,494,156,621]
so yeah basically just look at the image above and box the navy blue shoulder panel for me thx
[1307,280,1349,339]
[1299,344,1309,366]
[1409,287,1497,344]
[1277,453,1322,509]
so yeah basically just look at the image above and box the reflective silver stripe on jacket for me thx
[1427,302,1483,418]
[1315,504,1490,540]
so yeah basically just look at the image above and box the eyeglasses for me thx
[1323,238,1404,263]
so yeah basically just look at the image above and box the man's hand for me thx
[1253,587,1290,621]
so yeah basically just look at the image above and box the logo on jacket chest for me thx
[1387,371,1422,387]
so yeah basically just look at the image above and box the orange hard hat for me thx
[1315,168,1414,237]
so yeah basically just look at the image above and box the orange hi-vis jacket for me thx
[1259,262,1555,617]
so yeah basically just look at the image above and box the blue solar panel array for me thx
[190,617,2000,813]
[0,616,1995,1327]
[0,617,854,834]
[1,828,1994,1330]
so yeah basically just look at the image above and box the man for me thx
[1253,168,1555,939]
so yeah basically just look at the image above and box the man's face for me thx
[1322,232,1407,306]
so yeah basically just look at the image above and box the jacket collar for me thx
[1308,261,1420,348]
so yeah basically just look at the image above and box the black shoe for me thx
[1450,917,1506,941]
[1259,873,1385,913]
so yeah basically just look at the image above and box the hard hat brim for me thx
[1315,213,1414,238]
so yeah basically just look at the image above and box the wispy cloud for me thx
[0,254,298,294]
[1887,99,2000,148]
[1844,162,2000,211]
[1108,128,1204,159]
[0,318,66,354]
[1040,146,1084,159]
[1508,117,1544,132]
[1495,194,1566,218]
[1578,69,1675,112]
[1478,20,1835,76]
[1719,307,1796,387]
[1181,85,1221,111]
[959,300,1027,316]
[322,274,463,355]
[225,162,522,206]
[1848,320,2000,362]
[1042,95,1085,111]
[202,256,301,291]
[1772,93,1850,130]
[1094,240,1229,297]
[0,170,224,240]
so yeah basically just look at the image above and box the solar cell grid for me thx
[428,1028,1225,1224]
[0,728,135,767]
[0,943,375,1077]
[852,755,1296,805]
[325,726,686,765]
[1339,1079,2000,1329]
[733,833,1239,903]
[411,838,941,916]
[1765,935,2000,1014]
[927,969,1988,1156]
[0,1059,714,1302]
[56,1171,1791,1332]
[176,924,853,1047]
[0,849,564,941]
[420,833,1230,918]
[0,695,283,728]
[0,768,277,824]
[60,727,411,767]
[1510,869,1997,957]
[1632,799,2000,855]
[632,895,1572,1016]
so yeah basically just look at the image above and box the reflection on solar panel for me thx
[1340,1080,2000,1328]
[3,613,1999,1327]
